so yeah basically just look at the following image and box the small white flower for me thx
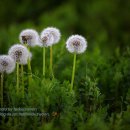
[0,55,15,74]
[45,27,61,44]
[19,29,39,47]
[39,30,54,47]
[8,44,31,65]
[39,27,61,47]
[66,35,87,54]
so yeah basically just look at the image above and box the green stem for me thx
[70,53,76,91]
[1,73,4,107]
[16,62,19,94]
[21,65,24,98]
[27,47,32,86]
[50,46,54,79]
[43,47,46,78]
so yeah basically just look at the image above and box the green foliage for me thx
[0,36,130,130]
[1,47,130,129]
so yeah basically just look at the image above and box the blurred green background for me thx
[0,0,130,54]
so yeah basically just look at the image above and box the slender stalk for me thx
[16,62,19,94]
[28,59,32,83]
[70,53,76,91]
[24,43,32,87]
[21,65,24,98]
[50,46,54,78]
[1,73,4,107]
[27,47,32,86]
[43,47,46,78]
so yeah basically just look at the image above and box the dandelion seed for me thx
[66,35,87,54]
[8,44,31,65]
[39,30,54,47]
[0,55,15,74]
[19,29,36,84]
[19,29,36,83]
[66,35,88,91]
[43,27,61,78]
[38,27,61,78]
[44,27,61,44]
[0,55,15,106]
[39,27,61,47]
[8,44,31,94]
[19,29,39,47]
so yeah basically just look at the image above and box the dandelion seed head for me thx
[39,31,54,47]
[66,35,87,54]
[0,55,15,74]
[19,29,38,47]
[45,27,61,44]
[8,44,31,65]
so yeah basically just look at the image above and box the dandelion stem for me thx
[1,73,4,107]
[16,62,19,94]
[21,65,24,98]
[43,47,46,78]
[50,46,54,79]
[28,59,32,87]
[27,47,32,86]
[71,53,76,91]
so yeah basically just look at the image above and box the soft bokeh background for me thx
[0,0,130,82]
[0,0,130,52]
[0,0,130,81]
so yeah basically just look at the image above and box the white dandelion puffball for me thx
[19,29,39,47]
[39,30,54,47]
[8,44,31,65]
[0,55,15,74]
[66,35,87,54]
[45,27,61,44]
[39,27,61,46]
